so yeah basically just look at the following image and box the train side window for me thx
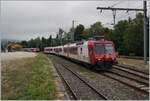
[80,48,82,54]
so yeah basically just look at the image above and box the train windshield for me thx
[95,43,114,55]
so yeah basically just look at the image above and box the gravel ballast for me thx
[50,55,149,100]
[54,63,106,100]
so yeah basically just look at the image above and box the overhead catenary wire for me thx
[109,1,124,8]
[101,4,144,27]
[100,1,122,26]
[99,1,123,15]
[98,1,143,26]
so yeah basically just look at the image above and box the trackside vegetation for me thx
[2,53,56,100]
[19,13,149,56]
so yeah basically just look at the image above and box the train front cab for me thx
[88,41,116,70]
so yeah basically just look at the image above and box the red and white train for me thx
[44,40,117,70]
[23,48,40,52]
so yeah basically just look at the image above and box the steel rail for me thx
[113,66,149,80]
[54,64,78,100]
[58,56,149,86]
[101,73,149,94]
[108,70,149,86]
[59,63,108,100]
[60,61,149,95]
[61,57,149,86]
[115,64,149,75]
[51,55,149,95]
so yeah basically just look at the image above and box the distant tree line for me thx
[20,35,52,51]
[20,13,149,56]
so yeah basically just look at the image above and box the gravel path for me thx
[50,55,149,100]
[1,52,37,61]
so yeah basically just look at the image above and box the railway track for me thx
[114,65,149,79]
[50,55,149,97]
[101,72,148,94]
[115,64,149,75]
[54,62,108,100]
[109,68,149,86]
[57,58,149,95]
[100,65,149,94]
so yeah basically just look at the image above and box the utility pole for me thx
[97,0,148,64]
[143,1,147,64]
[59,28,64,45]
[112,10,116,25]
[72,20,75,42]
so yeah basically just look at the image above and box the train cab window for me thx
[105,44,114,54]
[95,44,105,55]
[95,43,114,55]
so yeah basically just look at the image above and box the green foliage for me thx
[19,13,148,56]
[106,13,145,56]
[74,24,84,41]
[41,37,47,51]
[81,22,108,40]
[90,22,104,36]
[26,37,41,49]
[21,41,28,48]
[47,35,52,46]
[123,13,144,56]
[109,20,129,55]
[82,13,146,56]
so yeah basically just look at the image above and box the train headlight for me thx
[98,58,102,61]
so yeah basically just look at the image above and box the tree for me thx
[124,13,144,56]
[82,22,106,40]
[113,20,129,54]
[52,34,60,46]
[20,40,28,48]
[34,37,41,49]
[90,22,104,36]
[19,13,145,56]
[107,13,144,56]
[74,24,84,41]
[41,37,47,50]
[80,28,92,40]
[48,35,52,46]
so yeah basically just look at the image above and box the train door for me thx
[89,47,96,65]
[77,45,82,61]
[80,46,83,61]
[67,44,69,57]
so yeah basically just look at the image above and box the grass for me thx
[117,57,148,69]
[2,53,56,100]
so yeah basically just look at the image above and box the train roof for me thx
[45,40,114,48]
[88,40,113,44]
[44,47,53,49]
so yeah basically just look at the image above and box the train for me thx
[23,48,40,52]
[44,40,117,70]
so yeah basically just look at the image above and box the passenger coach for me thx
[44,40,117,70]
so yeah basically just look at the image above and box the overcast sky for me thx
[1,0,148,41]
